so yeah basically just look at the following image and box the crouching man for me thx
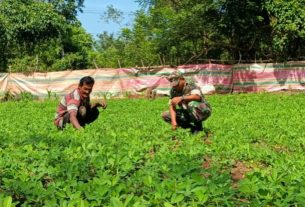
[162,71,211,133]
[54,76,107,130]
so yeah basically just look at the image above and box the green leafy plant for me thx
[1,93,305,206]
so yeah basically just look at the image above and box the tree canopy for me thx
[1,0,305,71]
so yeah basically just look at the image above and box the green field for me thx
[1,93,305,206]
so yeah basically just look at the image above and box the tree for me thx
[0,0,66,70]
[0,0,95,72]
[43,0,85,22]
[127,0,305,63]
[265,0,305,61]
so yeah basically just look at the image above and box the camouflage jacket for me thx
[169,79,209,108]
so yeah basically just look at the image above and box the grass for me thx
[0,92,305,206]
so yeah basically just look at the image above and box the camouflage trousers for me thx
[162,101,211,128]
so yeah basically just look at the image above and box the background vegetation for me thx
[1,0,305,72]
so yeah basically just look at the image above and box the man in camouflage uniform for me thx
[162,71,211,133]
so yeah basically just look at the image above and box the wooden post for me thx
[158,54,163,66]
[35,55,39,72]
[93,59,98,69]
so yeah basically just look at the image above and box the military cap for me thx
[168,70,184,87]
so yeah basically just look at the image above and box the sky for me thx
[77,0,140,38]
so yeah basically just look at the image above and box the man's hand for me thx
[170,96,183,106]
[93,100,107,109]
[69,111,82,129]
[170,101,178,130]
[99,100,107,109]
[172,124,177,130]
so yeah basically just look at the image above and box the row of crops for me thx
[1,92,305,206]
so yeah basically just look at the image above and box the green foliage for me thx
[1,93,305,205]
[265,0,305,60]
[101,5,124,24]
[0,0,66,70]
[43,0,85,22]
[8,55,38,73]
[7,24,94,72]
[95,0,305,66]
[0,0,66,44]
[0,195,14,207]
[2,0,305,70]
[0,0,92,72]
[17,91,38,101]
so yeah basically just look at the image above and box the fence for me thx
[1,62,305,98]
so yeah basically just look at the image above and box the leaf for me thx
[170,194,184,203]
[123,195,134,206]
[79,199,86,207]
[164,202,174,207]
[3,196,12,207]
[194,191,208,203]
[143,175,153,187]
[110,197,123,207]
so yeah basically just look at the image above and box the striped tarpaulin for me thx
[232,62,305,93]
[1,62,305,98]
[0,73,8,95]
[178,64,233,94]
